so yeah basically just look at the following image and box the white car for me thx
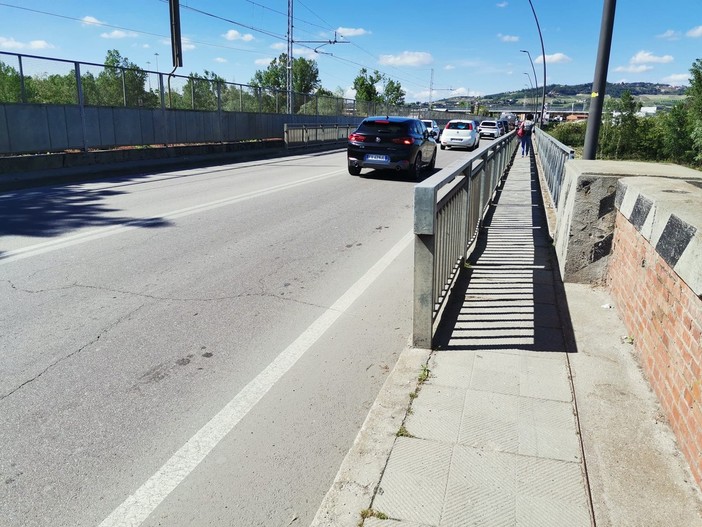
[440,119,480,150]
[478,120,502,139]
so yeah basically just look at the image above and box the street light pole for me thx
[526,0,546,126]
[583,0,617,159]
[520,49,539,120]
[523,72,535,114]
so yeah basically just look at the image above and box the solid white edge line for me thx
[98,230,413,527]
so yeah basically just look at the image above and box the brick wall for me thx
[607,211,702,489]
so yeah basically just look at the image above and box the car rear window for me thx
[481,121,496,127]
[357,120,408,134]
[446,121,473,130]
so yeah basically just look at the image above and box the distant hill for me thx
[433,82,687,108]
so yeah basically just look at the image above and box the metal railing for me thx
[413,132,518,347]
[284,123,357,148]
[533,127,574,208]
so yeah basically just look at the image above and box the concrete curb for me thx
[309,345,432,527]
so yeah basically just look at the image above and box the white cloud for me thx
[81,15,103,26]
[378,51,433,67]
[444,64,455,70]
[254,58,273,66]
[336,27,370,38]
[498,33,519,42]
[497,2,508,7]
[100,29,138,39]
[630,50,673,64]
[615,64,653,73]
[657,29,681,40]
[270,42,286,50]
[535,53,571,64]
[0,36,53,50]
[142,44,150,49]
[214,57,227,63]
[223,29,254,42]
[662,73,689,85]
[181,37,196,51]
[687,25,702,38]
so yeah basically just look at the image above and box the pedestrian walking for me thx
[518,113,535,157]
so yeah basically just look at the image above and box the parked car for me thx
[422,119,442,140]
[440,119,480,150]
[347,116,437,179]
[479,120,502,139]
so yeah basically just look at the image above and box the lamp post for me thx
[154,52,159,72]
[523,72,535,114]
[520,49,539,121]
[526,0,547,127]
[583,0,617,159]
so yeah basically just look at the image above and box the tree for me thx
[0,60,22,102]
[250,53,321,113]
[383,78,405,106]
[95,49,152,107]
[179,70,224,110]
[353,68,383,103]
[686,59,702,163]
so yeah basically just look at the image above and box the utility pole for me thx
[429,68,434,110]
[583,0,617,159]
[286,0,293,115]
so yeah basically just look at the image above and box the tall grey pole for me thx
[583,0,617,159]
[527,0,546,126]
[521,49,539,119]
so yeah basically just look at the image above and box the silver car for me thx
[422,119,442,140]
[440,119,480,150]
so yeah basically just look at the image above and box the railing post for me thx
[121,69,127,107]
[74,62,88,152]
[18,55,26,103]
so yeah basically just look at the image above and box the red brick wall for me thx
[607,212,702,490]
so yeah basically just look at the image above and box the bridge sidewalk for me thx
[311,153,702,527]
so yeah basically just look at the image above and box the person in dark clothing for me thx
[519,113,535,156]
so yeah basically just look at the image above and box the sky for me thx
[0,0,700,102]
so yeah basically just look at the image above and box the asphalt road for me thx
[0,145,476,527]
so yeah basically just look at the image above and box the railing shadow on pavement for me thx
[430,147,578,354]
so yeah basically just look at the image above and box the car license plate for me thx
[451,138,462,142]
[365,154,389,163]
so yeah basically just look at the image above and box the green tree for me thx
[250,53,321,112]
[353,68,384,115]
[0,60,22,102]
[382,78,405,106]
[686,59,702,163]
[179,70,224,110]
[95,49,151,107]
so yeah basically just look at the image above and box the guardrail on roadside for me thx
[283,123,358,149]
[413,132,518,348]
[534,127,574,208]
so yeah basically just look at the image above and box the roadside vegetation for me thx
[547,58,702,168]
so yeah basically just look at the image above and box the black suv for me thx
[347,116,437,179]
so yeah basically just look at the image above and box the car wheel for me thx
[410,154,422,181]
[348,165,361,176]
[440,144,446,150]
[428,149,436,171]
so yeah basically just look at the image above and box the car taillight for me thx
[392,136,413,145]
[349,133,366,142]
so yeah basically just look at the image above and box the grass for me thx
[359,508,389,525]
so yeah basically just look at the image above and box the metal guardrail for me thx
[534,127,574,208]
[413,132,518,348]
[284,123,357,148]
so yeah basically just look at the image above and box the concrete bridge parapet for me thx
[553,159,702,490]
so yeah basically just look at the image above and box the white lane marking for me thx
[98,230,413,527]
[0,169,343,265]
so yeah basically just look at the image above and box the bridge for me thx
[1,52,701,526]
